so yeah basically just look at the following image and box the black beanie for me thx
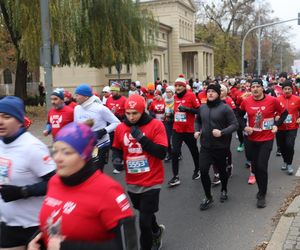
[281,80,293,89]
[251,78,263,87]
[206,84,221,96]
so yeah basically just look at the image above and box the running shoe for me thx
[248,175,256,185]
[152,224,165,250]
[257,194,266,208]
[164,154,172,162]
[236,144,244,152]
[245,161,251,168]
[212,174,221,185]
[200,197,214,210]
[287,165,294,175]
[192,170,201,180]
[113,169,121,174]
[281,163,287,171]
[220,191,228,203]
[168,176,180,187]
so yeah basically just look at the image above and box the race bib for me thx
[126,155,150,174]
[0,157,12,185]
[174,112,187,122]
[262,118,274,130]
[155,113,165,121]
[284,114,293,124]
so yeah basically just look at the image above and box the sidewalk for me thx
[266,196,300,250]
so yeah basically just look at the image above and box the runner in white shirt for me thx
[0,96,56,250]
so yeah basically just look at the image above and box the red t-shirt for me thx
[39,172,133,246]
[48,105,74,138]
[229,87,239,101]
[148,99,166,121]
[197,90,207,105]
[106,96,127,119]
[274,85,283,97]
[240,95,285,141]
[173,91,200,133]
[67,101,77,110]
[277,94,300,130]
[224,96,236,110]
[113,119,168,187]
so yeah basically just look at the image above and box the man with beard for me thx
[240,79,288,208]
[43,88,74,139]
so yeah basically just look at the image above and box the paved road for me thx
[106,133,300,250]
[31,125,299,250]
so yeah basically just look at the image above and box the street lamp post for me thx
[40,0,53,111]
[241,17,300,77]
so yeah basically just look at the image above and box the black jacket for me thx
[196,100,238,149]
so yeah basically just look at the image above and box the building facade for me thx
[41,0,214,92]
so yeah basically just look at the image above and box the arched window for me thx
[3,69,12,84]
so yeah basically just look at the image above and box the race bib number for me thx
[284,114,292,124]
[0,157,12,185]
[262,118,274,130]
[174,112,187,122]
[126,155,150,174]
[155,113,165,121]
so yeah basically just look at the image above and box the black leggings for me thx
[199,147,229,198]
[276,129,297,165]
[128,189,160,250]
[246,139,273,196]
[171,131,199,176]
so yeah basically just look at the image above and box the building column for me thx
[197,50,204,81]
[211,53,214,78]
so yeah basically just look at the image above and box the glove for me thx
[97,128,107,139]
[130,126,144,141]
[178,106,190,112]
[0,185,26,202]
[113,158,124,171]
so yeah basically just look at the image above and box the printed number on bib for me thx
[284,114,292,124]
[155,113,165,121]
[0,157,11,185]
[175,112,187,122]
[126,155,150,174]
[262,118,274,130]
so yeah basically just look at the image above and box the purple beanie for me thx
[54,122,96,161]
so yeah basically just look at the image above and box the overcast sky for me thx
[268,0,300,50]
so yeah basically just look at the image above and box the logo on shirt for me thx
[50,115,63,128]
[124,132,143,154]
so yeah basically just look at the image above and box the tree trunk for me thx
[14,57,28,100]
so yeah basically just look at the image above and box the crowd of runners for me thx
[0,72,300,250]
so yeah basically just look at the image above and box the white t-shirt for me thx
[0,132,56,227]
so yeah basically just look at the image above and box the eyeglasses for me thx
[166,91,172,93]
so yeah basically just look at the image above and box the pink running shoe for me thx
[248,175,256,185]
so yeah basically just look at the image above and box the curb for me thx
[266,196,300,250]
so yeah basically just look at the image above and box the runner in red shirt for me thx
[43,89,74,139]
[64,90,77,109]
[168,74,200,187]
[148,90,166,122]
[240,79,288,208]
[112,94,168,250]
[29,122,136,250]
[106,82,127,121]
[276,80,300,175]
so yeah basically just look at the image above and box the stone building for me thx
[43,0,214,92]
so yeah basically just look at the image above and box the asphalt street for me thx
[107,133,300,250]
